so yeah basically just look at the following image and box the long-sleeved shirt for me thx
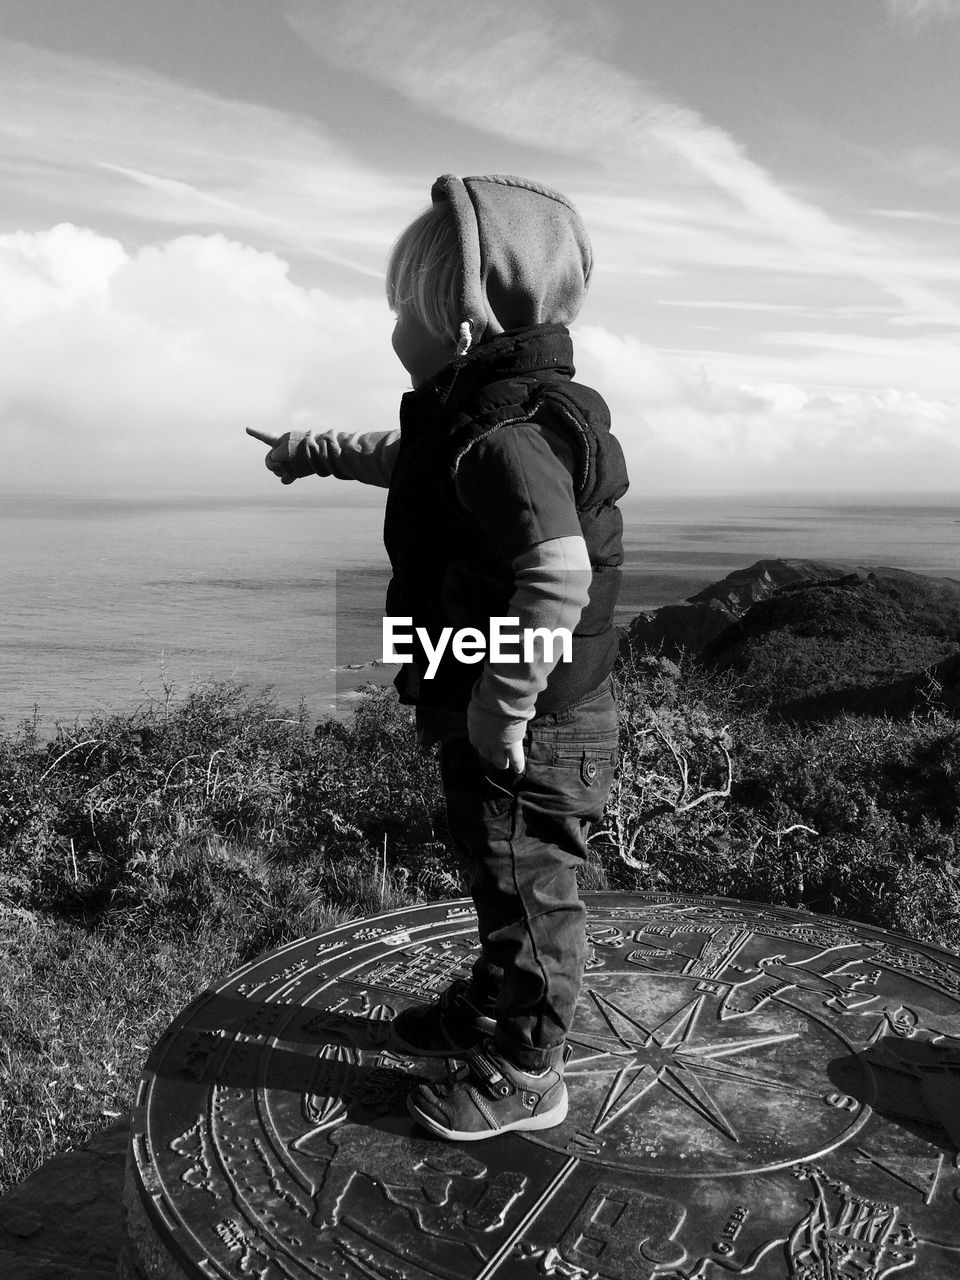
[273,423,592,749]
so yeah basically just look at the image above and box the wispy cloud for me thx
[868,208,960,222]
[893,145,960,190]
[95,162,386,279]
[284,1,960,328]
[886,0,960,24]
[657,301,812,315]
[286,2,838,247]
[0,38,412,274]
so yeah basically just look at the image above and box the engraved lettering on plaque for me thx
[213,1217,250,1255]
[825,1092,860,1112]
[334,1237,406,1280]
[446,904,476,919]
[236,980,268,998]
[713,1203,749,1255]
[312,940,347,959]
[238,959,311,999]
[873,945,960,999]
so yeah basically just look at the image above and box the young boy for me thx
[248,174,628,1142]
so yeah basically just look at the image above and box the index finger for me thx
[245,427,282,447]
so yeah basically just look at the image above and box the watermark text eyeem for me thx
[383,617,572,679]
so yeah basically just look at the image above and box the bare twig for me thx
[39,739,102,782]
[162,754,199,791]
[674,739,733,814]
[205,749,225,799]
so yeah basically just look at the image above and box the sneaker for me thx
[389,979,496,1057]
[407,1040,568,1141]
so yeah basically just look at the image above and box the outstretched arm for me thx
[246,427,400,488]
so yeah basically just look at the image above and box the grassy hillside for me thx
[2,646,959,1192]
[702,572,960,716]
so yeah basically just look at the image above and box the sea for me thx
[2,490,958,737]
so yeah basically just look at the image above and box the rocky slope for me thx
[622,560,960,720]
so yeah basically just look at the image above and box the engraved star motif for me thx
[566,990,801,1142]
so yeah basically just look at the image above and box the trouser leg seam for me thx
[506,791,551,1048]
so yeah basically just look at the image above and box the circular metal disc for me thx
[126,892,960,1279]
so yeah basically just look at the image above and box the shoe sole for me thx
[406,1084,568,1141]
[388,1016,496,1059]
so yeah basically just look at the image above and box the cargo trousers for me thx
[423,677,619,1071]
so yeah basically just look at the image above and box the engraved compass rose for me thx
[565,988,800,1143]
[131,896,960,1280]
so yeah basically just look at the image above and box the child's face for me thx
[392,311,457,388]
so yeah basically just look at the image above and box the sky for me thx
[1,0,959,497]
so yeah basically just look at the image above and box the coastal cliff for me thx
[622,559,960,720]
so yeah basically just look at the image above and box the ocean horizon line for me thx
[3,493,957,736]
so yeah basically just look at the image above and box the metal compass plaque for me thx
[125,893,960,1280]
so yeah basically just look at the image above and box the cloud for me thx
[0,38,414,273]
[284,1,960,329]
[657,301,812,315]
[3,224,956,498]
[886,0,960,22]
[893,145,960,190]
[286,2,835,245]
[575,325,960,493]
[0,225,401,492]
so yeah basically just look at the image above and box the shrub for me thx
[3,661,959,1193]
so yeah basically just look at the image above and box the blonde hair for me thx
[385,203,461,343]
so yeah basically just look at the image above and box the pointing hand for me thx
[245,426,298,484]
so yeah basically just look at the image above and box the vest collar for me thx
[411,323,575,413]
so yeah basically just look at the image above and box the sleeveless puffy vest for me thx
[383,325,629,712]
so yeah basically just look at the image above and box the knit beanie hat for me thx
[430,174,592,348]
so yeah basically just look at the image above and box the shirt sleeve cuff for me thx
[466,535,592,753]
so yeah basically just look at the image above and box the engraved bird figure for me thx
[719,943,883,1020]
